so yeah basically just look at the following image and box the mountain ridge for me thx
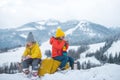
[0,19,119,50]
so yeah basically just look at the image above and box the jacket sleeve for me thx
[22,48,28,57]
[52,40,65,50]
[50,37,54,45]
[31,44,42,59]
[65,41,69,50]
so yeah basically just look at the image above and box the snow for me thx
[0,64,120,80]
[68,46,80,51]
[37,20,59,26]
[12,32,16,35]
[65,21,96,37]
[40,40,51,59]
[65,25,78,35]
[80,42,105,58]
[78,21,96,37]
[37,21,46,25]
[20,34,27,38]
[104,40,120,58]
[77,42,105,65]
[16,27,36,31]
[0,40,120,80]
[35,25,46,30]
[77,56,101,65]
[48,29,56,35]
[46,22,59,26]
[0,47,25,66]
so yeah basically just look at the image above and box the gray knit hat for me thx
[26,32,36,43]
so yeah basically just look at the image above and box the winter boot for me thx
[31,71,39,80]
[71,64,74,70]
[23,69,31,78]
[57,67,65,71]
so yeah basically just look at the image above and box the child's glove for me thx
[21,55,31,61]
[21,56,26,62]
[63,51,67,56]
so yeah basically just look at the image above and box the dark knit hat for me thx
[26,32,36,43]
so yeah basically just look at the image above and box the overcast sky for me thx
[0,0,120,28]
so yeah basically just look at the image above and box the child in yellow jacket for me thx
[22,32,42,79]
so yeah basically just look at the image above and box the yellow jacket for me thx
[23,43,42,59]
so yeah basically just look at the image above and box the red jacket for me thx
[50,37,69,58]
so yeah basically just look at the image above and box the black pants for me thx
[22,58,41,71]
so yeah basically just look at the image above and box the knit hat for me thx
[55,27,65,38]
[26,32,36,43]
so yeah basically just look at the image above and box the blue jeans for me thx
[53,56,74,69]
[22,58,41,71]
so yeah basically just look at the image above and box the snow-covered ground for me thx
[77,56,101,65]
[0,64,120,80]
[0,47,24,66]
[104,40,120,58]
[80,42,105,58]
[77,42,105,66]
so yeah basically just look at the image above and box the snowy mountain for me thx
[65,20,113,44]
[0,19,117,51]
[0,29,25,50]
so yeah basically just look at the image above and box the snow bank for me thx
[0,64,120,80]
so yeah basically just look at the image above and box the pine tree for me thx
[81,62,84,69]
[86,60,91,69]
[4,65,9,73]
[101,54,107,63]
[118,53,120,64]
[76,45,89,54]
[82,62,87,69]
[108,54,114,63]
[13,63,17,73]
[68,49,77,60]
[76,61,81,70]
[0,67,3,74]
[9,62,14,74]
[114,53,118,64]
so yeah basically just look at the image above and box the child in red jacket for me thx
[50,28,74,70]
